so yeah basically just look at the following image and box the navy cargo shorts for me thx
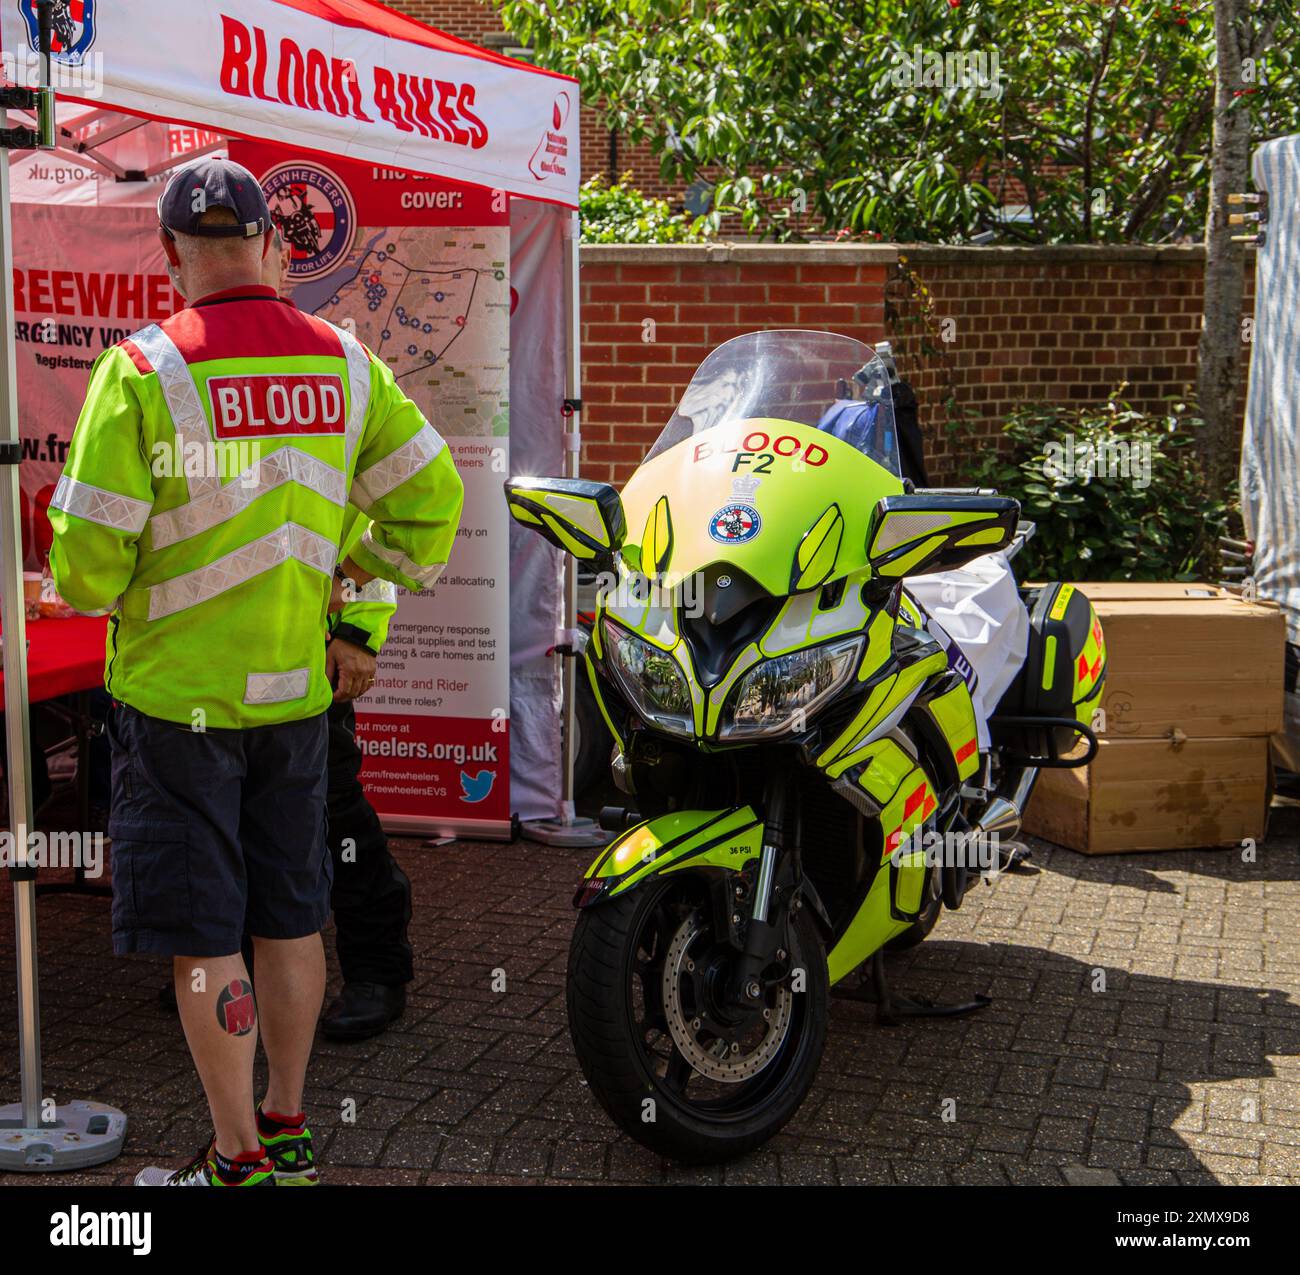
[106,703,333,957]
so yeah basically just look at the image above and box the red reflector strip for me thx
[955,738,978,764]
[902,780,928,820]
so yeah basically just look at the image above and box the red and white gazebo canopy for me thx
[1,0,578,205]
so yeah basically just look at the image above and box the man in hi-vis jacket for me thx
[48,159,463,1187]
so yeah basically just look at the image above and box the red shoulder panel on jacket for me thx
[117,338,153,375]
[159,296,347,364]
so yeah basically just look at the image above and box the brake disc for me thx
[661,913,793,1083]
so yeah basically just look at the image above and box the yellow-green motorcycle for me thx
[506,330,1105,1163]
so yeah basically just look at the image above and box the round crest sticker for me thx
[708,504,762,545]
[260,161,356,282]
[20,0,97,66]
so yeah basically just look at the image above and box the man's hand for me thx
[326,636,377,702]
[329,555,377,613]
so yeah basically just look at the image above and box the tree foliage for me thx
[962,398,1229,581]
[498,0,1298,243]
[579,173,712,242]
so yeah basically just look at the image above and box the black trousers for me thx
[326,701,413,986]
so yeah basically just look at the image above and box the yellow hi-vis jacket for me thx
[332,503,398,655]
[49,285,463,729]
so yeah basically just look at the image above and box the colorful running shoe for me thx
[257,1106,319,1185]
[135,1141,274,1187]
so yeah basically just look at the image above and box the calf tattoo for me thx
[216,978,256,1036]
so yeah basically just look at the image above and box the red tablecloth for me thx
[0,615,109,703]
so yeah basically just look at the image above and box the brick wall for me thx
[885,245,1256,481]
[578,244,1256,487]
[394,0,503,44]
[579,245,892,483]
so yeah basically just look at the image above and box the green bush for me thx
[579,173,712,244]
[959,398,1229,582]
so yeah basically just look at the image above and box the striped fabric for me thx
[1241,134,1300,644]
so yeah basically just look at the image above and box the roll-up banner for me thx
[238,141,514,836]
[8,132,555,832]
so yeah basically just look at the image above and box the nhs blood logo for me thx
[261,161,356,282]
[19,0,97,66]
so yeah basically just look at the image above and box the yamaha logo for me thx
[18,0,97,65]
[260,161,356,282]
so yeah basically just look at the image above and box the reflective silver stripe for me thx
[350,423,446,511]
[356,575,398,604]
[148,447,346,550]
[244,668,310,705]
[51,475,151,534]
[128,324,221,500]
[147,522,336,620]
[333,324,371,469]
[359,526,446,588]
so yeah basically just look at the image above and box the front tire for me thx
[567,876,828,1164]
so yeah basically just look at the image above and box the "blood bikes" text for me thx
[219,16,489,148]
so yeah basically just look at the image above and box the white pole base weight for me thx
[520,816,611,849]
[0,1100,127,1172]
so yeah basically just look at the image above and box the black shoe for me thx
[320,982,406,1042]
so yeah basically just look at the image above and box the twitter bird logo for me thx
[460,769,496,804]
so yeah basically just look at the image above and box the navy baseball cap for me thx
[157,158,271,239]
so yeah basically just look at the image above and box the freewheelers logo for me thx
[260,161,356,282]
[708,503,762,545]
[17,0,96,65]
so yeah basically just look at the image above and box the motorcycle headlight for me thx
[602,620,695,738]
[719,636,863,741]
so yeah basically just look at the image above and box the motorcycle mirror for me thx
[866,492,1020,581]
[504,476,626,565]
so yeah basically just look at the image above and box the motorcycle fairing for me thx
[826,852,928,983]
[582,650,626,755]
[576,791,935,988]
[919,677,982,783]
[791,503,845,593]
[594,571,902,747]
[758,569,880,658]
[816,645,948,775]
[619,418,904,597]
[583,807,764,898]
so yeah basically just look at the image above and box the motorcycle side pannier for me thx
[991,583,1106,764]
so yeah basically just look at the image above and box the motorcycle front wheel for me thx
[567,875,828,1164]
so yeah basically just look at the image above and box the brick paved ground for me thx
[1,817,1298,1187]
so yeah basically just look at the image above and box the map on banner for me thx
[307,227,510,437]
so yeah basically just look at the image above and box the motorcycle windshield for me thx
[647,330,901,475]
[621,331,906,599]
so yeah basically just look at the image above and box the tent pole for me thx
[0,105,42,1132]
[521,208,607,850]
[560,209,581,815]
[0,46,126,1170]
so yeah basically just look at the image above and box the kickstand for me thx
[998,841,1035,874]
[834,951,992,1026]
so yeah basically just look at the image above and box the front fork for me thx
[728,771,796,1004]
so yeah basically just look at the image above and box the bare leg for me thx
[251,933,326,1117]
[173,954,260,1158]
